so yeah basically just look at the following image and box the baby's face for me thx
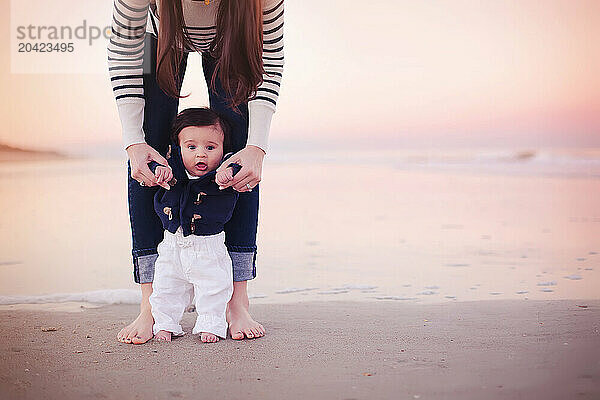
[178,125,225,177]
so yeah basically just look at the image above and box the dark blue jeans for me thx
[127,34,259,284]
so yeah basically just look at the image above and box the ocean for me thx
[1,146,598,307]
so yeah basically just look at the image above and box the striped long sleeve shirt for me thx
[107,0,284,152]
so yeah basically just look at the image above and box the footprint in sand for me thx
[537,281,557,286]
[332,284,378,291]
[564,274,583,280]
[416,290,437,296]
[540,288,554,292]
[516,290,529,294]
[317,289,349,295]
[374,295,418,301]
[275,287,319,294]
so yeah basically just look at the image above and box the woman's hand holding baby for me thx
[216,145,265,192]
[126,143,172,190]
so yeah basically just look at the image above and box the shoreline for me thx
[1,286,599,313]
[1,299,599,399]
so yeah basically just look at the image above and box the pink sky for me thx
[0,0,598,152]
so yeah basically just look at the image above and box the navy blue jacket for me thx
[149,145,242,237]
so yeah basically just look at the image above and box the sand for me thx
[2,159,599,305]
[1,299,599,400]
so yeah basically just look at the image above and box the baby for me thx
[147,107,242,343]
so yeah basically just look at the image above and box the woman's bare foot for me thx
[117,307,154,344]
[117,283,154,344]
[200,332,219,343]
[226,280,265,340]
[155,330,172,342]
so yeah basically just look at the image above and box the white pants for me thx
[149,227,233,339]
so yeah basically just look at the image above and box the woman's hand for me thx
[126,143,172,190]
[216,145,265,192]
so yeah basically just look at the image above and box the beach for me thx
[0,147,599,398]
[1,299,599,399]
[1,149,599,304]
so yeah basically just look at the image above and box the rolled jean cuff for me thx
[133,250,158,284]
[229,251,257,282]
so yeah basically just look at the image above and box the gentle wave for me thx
[264,147,600,179]
[2,147,599,179]
[0,289,141,305]
[268,147,600,165]
[0,289,271,305]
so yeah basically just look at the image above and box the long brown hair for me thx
[156,0,264,113]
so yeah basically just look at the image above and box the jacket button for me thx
[190,214,202,234]
[194,192,207,205]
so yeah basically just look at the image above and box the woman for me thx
[107,0,284,344]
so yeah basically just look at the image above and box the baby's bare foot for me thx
[155,330,172,342]
[200,332,219,343]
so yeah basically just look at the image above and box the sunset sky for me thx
[0,0,599,153]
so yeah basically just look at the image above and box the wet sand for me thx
[1,159,599,305]
[1,299,599,400]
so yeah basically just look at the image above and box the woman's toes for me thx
[243,329,254,338]
[132,335,150,344]
[250,327,261,337]
[125,331,137,343]
[231,330,244,340]
[131,333,152,344]
[117,327,130,342]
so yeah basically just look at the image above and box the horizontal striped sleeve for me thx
[107,0,150,149]
[254,0,284,110]
[247,0,285,153]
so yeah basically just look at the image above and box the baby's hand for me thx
[215,167,234,189]
[155,165,173,190]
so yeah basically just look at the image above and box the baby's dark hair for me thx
[170,107,232,153]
